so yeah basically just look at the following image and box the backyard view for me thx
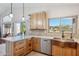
[49,18,73,33]
[49,18,60,32]
[49,17,73,39]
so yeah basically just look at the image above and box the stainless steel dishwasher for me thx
[41,39,52,55]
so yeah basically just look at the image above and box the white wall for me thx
[1,4,79,35]
[1,4,79,20]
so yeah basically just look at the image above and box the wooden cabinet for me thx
[30,13,37,29]
[26,39,32,54]
[63,42,76,56]
[52,39,76,56]
[13,40,26,56]
[63,47,72,56]
[42,12,48,29]
[32,37,41,52]
[13,39,32,56]
[52,45,62,56]
[77,43,79,56]
[30,12,48,29]
[52,40,63,56]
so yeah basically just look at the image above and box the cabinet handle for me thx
[29,44,31,46]
[44,40,47,41]
[19,47,24,50]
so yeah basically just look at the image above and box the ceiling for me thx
[0,3,79,16]
[0,3,79,7]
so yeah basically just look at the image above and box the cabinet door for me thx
[71,48,76,56]
[77,44,79,56]
[42,12,47,29]
[63,42,76,56]
[32,37,41,52]
[52,45,62,56]
[37,13,43,29]
[63,48,76,56]
[30,12,48,29]
[26,39,32,54]
[13,40,26,56]
[30,14,37,29]
[63,47,72,56]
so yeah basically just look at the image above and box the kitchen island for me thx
[2,35,54,56]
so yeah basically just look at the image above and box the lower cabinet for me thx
[12,37,77,56]
[13,40,26,56]
[63,47,72,56]
[52,45,62,56]
[26,39,32,54]
[32,37,41,52]
[52,40,63,56]
[52,39,77,56]
[63,42,76,56]
[13,39,32,56]
[77,43,79,56]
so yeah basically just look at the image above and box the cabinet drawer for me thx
[26,48,32,54]
[14,40,26,48]
[14,48,25,56]
[14,45,25,51]
[14,40,25,45]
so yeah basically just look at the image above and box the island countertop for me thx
[1,35,54,42]
[1,35,79,43]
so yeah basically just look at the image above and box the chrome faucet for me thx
[62,30,64,38]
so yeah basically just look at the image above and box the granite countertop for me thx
[1,35,54,42]
[1,35,79,43]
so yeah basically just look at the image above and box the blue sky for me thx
[49,18,72,26]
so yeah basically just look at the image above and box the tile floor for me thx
[27,51,47,56]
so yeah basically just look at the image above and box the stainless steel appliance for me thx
[41,39,51,55]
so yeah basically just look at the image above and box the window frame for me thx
[48,16,77,34]
[48,18,61,33]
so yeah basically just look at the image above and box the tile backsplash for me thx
[30,30,47,36]
[26,16,61,38]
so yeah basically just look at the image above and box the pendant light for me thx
[22,3,25,21]
[9,3,13,18]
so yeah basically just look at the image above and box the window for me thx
[2,23,12,35]
[15,23,21,35]
[2,15,13,37]
[61,18,73,33]
[48,16,77,40]
[48,17,76,33]
[48,18,60,33]
[61,18,73,39]
[3,16,12,23]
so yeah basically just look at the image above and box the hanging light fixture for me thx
[22,3,25,21]
[9,3,13,18]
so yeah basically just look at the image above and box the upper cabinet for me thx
[30,12,48,30]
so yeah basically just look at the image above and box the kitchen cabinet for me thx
[12,39,32,56]
[63,42,76,56]
[77,43,79,56]
[41,39,52,55]
[30,13,37,29]
[13,40,26,56]
[30,12,48,29]
[52,39,77,56]
[42,12,48,29]
[52,40,63,56]
[32,37,41,52]
[26,39,32,54]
